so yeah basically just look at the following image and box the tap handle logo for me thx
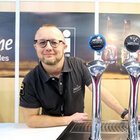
[124,35,140,52]
[88,34,106,52]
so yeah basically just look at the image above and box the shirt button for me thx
[60,82,62,85]
[52,77,55,80]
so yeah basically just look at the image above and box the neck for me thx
[42,58,64,78]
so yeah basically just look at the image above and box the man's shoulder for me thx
[66,56,85,64]
[24,64,39,81]
[65,57,87,71]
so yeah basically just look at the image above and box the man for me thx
[20,24,129,128]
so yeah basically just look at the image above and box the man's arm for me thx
[101,86,126,115]
[87,84,126,117]
[21,107,88,128]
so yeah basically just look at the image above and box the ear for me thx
[64,44,67,49]
[34,44,36,48]
[34,44,37,51]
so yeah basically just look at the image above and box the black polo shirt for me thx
[20,57,92,116]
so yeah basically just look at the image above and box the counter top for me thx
[0,123,66,140]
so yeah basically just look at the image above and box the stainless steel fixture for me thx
[57,120,140,140]
[123,35,140,140]
[88,34,107,140]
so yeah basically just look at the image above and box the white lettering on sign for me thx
[0,55,9,61]
[0,39,13,51]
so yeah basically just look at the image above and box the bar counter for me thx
[0,123,66,140]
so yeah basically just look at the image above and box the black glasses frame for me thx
[34,39,64,48]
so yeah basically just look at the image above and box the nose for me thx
[44,41,52,50]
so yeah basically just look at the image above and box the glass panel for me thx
[98,2,140,79]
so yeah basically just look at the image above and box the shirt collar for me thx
[38,62,50,82]
[38,57,72,82]
[62,57,72,72]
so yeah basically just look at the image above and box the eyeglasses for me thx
[34,39,64,48]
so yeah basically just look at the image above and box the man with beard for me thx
[20,24,129,128]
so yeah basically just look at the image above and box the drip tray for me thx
[57,120,140,140]
[70,120,128,134]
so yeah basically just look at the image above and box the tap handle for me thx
[88,34,106,52]
[124,34,140,53]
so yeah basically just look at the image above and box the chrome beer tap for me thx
[88,34,107,140]
[122,35,140,140]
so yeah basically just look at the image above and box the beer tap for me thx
[122,35,140,140]
[88,34,107,140]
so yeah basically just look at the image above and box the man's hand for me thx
[70,112,88,123]
[125,114,140,122]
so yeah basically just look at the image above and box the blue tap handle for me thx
[88,34,106,52]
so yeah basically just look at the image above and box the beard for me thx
[40,55,64,66]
